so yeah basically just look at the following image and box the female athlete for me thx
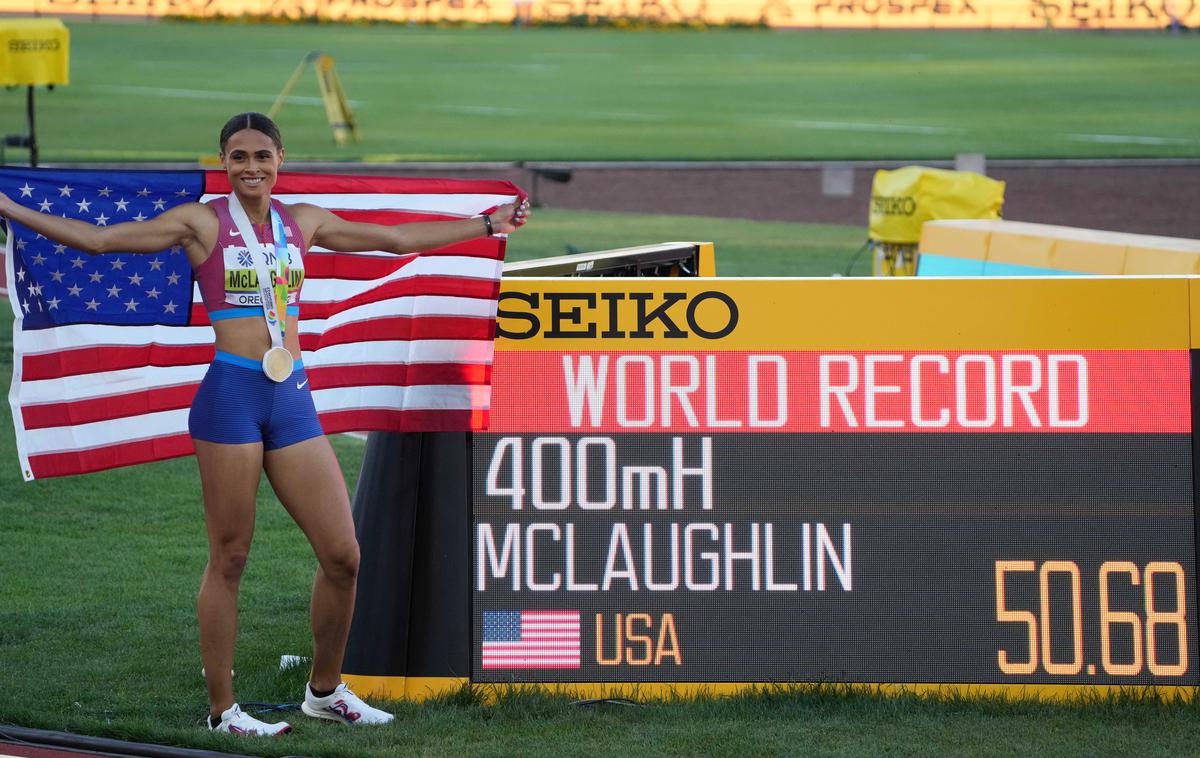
[0,112,529,736]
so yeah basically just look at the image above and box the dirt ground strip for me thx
[358,161,1200,240]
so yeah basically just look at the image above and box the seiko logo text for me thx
[871,195,917,216]
[497,291,739,340]
[9,39,60,52]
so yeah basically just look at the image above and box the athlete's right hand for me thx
[0,191,15,218]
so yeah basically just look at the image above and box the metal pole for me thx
[26,86,37,168]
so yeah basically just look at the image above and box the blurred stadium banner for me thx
[346,274,1200,703]
[0,0,1192,30]
[918,219,1200,276]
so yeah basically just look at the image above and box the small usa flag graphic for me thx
[481,610,581,669]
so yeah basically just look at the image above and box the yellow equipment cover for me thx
[0,19,69,86]
[869,166,1004,244]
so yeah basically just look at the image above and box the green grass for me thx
[1,22,1197,162]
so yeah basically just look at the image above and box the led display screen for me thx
[472,279,1197,687]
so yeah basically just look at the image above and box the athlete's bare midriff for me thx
[210,315,303,363]
[185,201,305,364]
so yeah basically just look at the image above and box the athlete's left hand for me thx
[490,198,531,234]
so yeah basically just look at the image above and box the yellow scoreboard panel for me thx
[464,277,1198,702]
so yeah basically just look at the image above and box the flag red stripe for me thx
[23,364,490,429]
[190,303,212,326]
[303,248,500,282]
[188,273,501,317]
[27,433,195,479]
[23,344,491,385]
[334,210,461,224]
[23,344,215,381]
[318,408,488,434]
[301,276,500,319]
[311,238,505,264]
[22,384,199,430]
[204,171,527,199]
[301,251,417,281]
[302,316,495,351]
[307,362,490,390]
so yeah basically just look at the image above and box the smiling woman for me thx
[0,110,531,737]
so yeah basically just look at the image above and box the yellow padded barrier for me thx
[0,18,68,86]
[919,219,1200,276]
[869,167,1005,245]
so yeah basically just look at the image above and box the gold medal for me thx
[263,346,294,383]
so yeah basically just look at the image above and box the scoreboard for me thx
[470,277,1197,693]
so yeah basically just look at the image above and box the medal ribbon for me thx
[270,210,290,342]
[226,193,291,353]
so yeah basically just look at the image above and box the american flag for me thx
[481,610,581,669]
[2,167,523,481]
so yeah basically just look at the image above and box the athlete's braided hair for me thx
[218,112,283,152]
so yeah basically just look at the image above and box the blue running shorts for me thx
[188,351,325,450]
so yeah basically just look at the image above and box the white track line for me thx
[775,119,955,135]
[1064,133,1196,146]
[83,84,365,108]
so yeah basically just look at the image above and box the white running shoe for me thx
[301,682,394,725]
[208,703,292,736]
